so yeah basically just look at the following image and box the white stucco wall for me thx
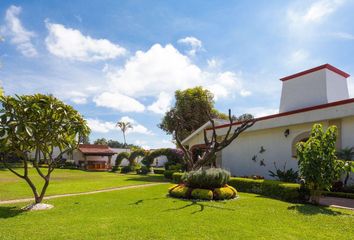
[279,69,328,112]
[326,70,349,103]
[221,121,327,178]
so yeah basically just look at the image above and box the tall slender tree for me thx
[116,121,133,148]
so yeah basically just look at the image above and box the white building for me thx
[182,64,354,182]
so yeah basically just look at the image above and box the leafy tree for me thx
[336,147,354,186]
[0,94,90,204]
[107,139,139,149]
[175,109,255,171]
[297,124,342,204]
[94,138,108,145]
[116,121,133,148]
[159,87,228,140]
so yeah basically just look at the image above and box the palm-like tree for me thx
[116,121,133,149]
[337,147,354,186]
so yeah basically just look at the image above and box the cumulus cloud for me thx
[93,92,145,112]
[87,116,152,135]
[147,92,173,114]
[98,44,250,112]
[45,21,126,61]
[118,116,153,135]
[178,36,203,56]
[1,5,37,57]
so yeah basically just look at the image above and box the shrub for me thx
[153,168,165,174]
[128,149,146,166]
[116,152,130,166]
[136,166,151,175]
[268,162,298,183]
[121,164,141,173]
[164,170,176,179]
[321,191,354,199]
[172,172,183,183]
[142,148,184,168]
[182,168,230,189]
[228,177,300,202]
[191,188,213,200]
[169,184,189,198]
[213,185,237,200]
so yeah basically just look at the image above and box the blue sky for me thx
[1,0,354,149]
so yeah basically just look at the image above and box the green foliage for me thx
[94,138,108,145]
[228,177,300,202]
[268,162,298,183]
[191,188,213,200]
[158,87,228,140]
[128,149,146,166]
[153,168,165,174]
[120,165,135,173]
[321,191,354,199]
[336,147,354,186]
[172,172,183,183]
[0,94,90,203]
[142,148,184,168]
[297,124,342,203]
[136,166,151,175]
[164,170,176,179]
[116,152,130,166]
[182,168,230,189]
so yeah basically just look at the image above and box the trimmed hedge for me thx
[228,177,300,202]
[153,168,165,174]
[322,191,354,199]
[172,172,183,183]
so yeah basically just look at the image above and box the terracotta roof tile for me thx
[78,144,115,155]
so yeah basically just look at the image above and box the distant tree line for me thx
[93,138,140,149]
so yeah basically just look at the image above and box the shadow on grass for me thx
[165,199,237,214]
[0,206,23,219]
[287,204,347,215]
[129,197,167,206]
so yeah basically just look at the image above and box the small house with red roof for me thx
[74,144,116,170]
[181,64,354,182]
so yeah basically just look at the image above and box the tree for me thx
[94,138,108,145]
[159,87,229,141]
[107,139,139,149]
[175,108,255,171]
[0,94,90,205]
[336,147,354,186]
[296,124,342,204]
[116,121,133,148]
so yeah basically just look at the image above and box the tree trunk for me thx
[344,172,349,186]
[36,177,50,204]
[23,176,41,203]
[310,189,321,205]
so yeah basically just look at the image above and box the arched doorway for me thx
[291,132,310,158]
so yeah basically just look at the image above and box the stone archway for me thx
[291,131,310,158]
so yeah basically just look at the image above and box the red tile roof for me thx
[280,64,350,81]
[78,144,115,155]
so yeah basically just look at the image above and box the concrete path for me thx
[319,196,354,211]
[0,182,168,205]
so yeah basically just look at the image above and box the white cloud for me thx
[99,44,250,112]
[244,107,279,118]
[60,90,88,104]
[147,92,173,114]
[2,5,37,57]
[87,116,152,135]
[94,92,145,112]
[86,119,116,133]
[331,32,354,40]
[45,21,126,61]
[119,116,153,135]
[288,0,345,24]
[178,36,203,56]
[207,58,221,68]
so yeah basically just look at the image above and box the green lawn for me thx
[0,184,353,240]
[0,168,166,201]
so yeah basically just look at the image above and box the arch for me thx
[291,131,310,157]
[141,148,184,168]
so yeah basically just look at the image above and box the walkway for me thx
[319,196,354,211]
[0,182,168,205]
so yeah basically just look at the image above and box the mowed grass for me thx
[0,168,166,201]
[0,184,353,240]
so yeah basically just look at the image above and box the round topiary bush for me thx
[182,168,230,189]
[168,168,238,200]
